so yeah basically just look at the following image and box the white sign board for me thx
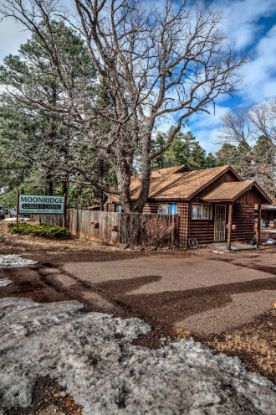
[19,195,65,214]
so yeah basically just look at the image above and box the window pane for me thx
[158,203,167,214]
[168,203,177,215]
[192,204,212,220]
[202,205,209,219]
[192,205,198,219]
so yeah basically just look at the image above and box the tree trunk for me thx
[62,180,68,195]
[134,135,151,212]
[46,173,54,195]
[116,162,133,213]
[99,160,106,211]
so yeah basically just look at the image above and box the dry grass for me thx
[206,309,276,382]
[173,325,191,339]
[0,222,121,253]
[173,308,276,382]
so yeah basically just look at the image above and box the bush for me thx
[9,223,68,238]
[145,216,175,247]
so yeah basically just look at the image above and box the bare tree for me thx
[249,101,276,144]
[1,0,244,211]
[220,101,276,196]
[221,110,252,150]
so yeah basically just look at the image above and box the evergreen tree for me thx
[253,135,274,165]
[152,131,220,170]
[0,21,114,207]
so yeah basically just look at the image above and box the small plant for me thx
[145,216,175,247]
[9,223,68,238]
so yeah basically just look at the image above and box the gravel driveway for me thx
[63,251,276,336]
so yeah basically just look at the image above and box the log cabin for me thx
[106,165,272,248]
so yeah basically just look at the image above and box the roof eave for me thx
[249,181,273,204]
[187,165,239,201]
[201,198,234,203]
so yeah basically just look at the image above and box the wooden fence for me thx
[31,209,179,247]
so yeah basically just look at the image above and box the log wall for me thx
[229,203,255,241]
[143,201,158,214]
[189,216,215,244]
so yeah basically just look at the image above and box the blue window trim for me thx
[158,202,177,215]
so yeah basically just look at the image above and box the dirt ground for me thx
[0,222,275,413]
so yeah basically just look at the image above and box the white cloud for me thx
[189,105,230,153]
[216,0,276,50]
[188,0,276,152]
[0,18,29,62]
[193,128,221,153]
[239,25,276,103]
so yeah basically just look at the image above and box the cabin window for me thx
[116,204,123,212]
[191,203,212,220]
[158,202,177,215]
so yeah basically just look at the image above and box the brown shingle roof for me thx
[151,165,189,177]
[202,181,272,203]
[202,181,253,202]
[108,165,272,204]
[130,165,235,201]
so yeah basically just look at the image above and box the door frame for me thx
[214,204,226,242]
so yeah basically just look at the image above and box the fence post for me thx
[63,193,67,228]
[16,191,19,229]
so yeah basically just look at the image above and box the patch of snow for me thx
[0,299,275,415]
[263,238,276,245]
[0,255,37,268]
[0,278,11,287]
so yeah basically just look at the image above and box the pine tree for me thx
[152,131,219,169]
[0,21,109,206]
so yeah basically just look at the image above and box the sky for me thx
[0,0,276,153]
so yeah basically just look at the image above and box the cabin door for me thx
[214,205,226,241]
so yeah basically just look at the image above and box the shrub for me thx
[145,216,175,247]
[9,223,68,238]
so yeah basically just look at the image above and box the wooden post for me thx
[227,203,233,251]
[63,193,67,228]
[256,203,261,248]
[16,191,19,229]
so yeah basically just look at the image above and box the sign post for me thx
[16,191,19,229]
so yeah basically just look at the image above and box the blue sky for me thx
[190,0,276,152]
[0,0,276,153]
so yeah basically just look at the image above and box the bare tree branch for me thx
[1,0,245,211]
